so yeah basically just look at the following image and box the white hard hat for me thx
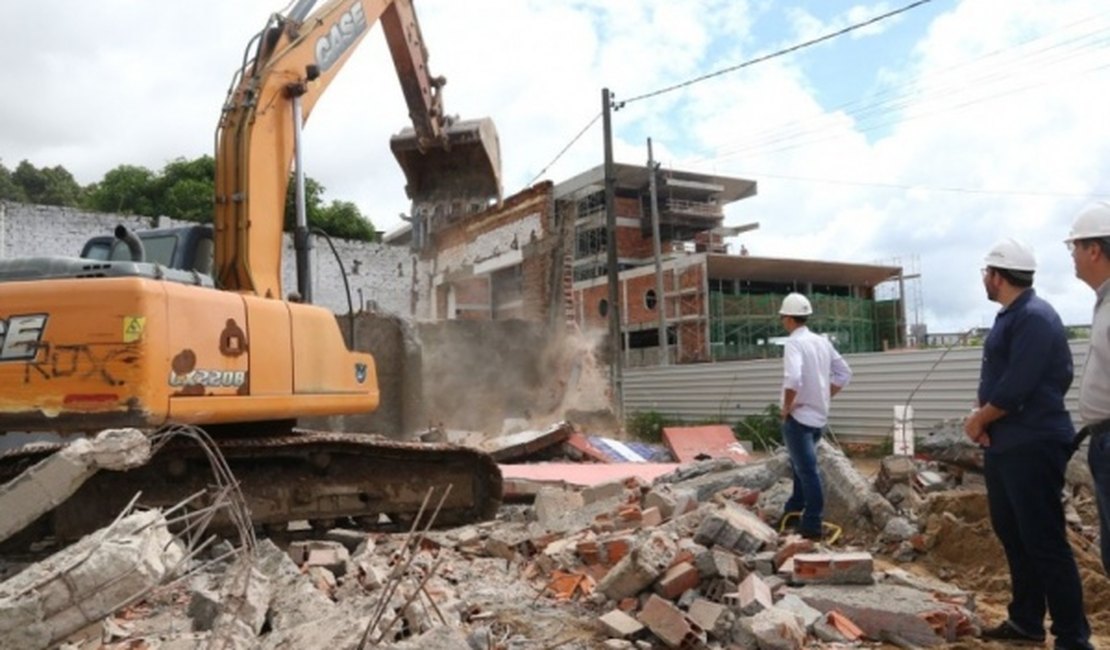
[1065,201,1110,242]
[984,238,1036,272]
[779,292,813,316]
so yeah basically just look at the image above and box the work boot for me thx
[775,511,801,533]
[797,527,823,541]
[980,620,1045,644]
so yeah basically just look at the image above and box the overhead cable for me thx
[620,0,936,106]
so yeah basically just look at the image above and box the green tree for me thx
[0,161,28,202]
[10,160,82,206]
[38,165,83,206]
[281,176,377,242]
[318,200,378,242]
[84,164,157,215]
[154,156,214,221]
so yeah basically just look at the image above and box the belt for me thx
[1073,419,1110,453]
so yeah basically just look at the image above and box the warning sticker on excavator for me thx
[123,316,145,343]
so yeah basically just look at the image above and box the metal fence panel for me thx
[623,341,1090,442]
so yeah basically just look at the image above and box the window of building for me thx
[645,289,657,310]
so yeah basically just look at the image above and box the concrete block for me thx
[791,552,874,585]
[583,479,627,505]
[533,487,587,531]
[686,598,729,639]
[695,547,740,582]
[599,609,645,638]
[653,561,699,600]
[323,528,369,553]
[727,573,772,616]
[636,594,706,649]
[485,530,533,562]
[751,551,776,576]
[287,540,349,577]
[642,485,697,520]
[749,606,806,650]
[693,502,777,554]
[774,594,822,629]
[640,506,663,528]
[597,533,677,600]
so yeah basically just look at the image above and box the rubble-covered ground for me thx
[2,424,1107,650]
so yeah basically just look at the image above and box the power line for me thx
[621,0,937,106]
[691,14,1110,163]
[526,111,602,187]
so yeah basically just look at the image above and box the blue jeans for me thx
[984,440,1091,649]
[1090,432,1110,575]
[782,416,824,534]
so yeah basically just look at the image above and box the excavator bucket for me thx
[391,117,502,215]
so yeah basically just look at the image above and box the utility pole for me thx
[647,138,667,365]
[602,88,623,418]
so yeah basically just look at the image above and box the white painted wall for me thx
[1,201,412,318]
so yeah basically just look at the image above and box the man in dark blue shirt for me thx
[964,238,1092,650]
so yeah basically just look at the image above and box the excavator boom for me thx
[215,0,501,296]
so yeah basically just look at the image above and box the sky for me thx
[4,0,1110,334]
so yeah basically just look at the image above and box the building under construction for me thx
[555,163,905,365]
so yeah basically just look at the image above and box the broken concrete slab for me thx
[661,457,786,503]
[785,583,979,646]
[480,421,573,461]
[0,428,151,543]
[254,539,336,633]
[499,463,680,491]
[0,509,183,650]
[662,425,751,464]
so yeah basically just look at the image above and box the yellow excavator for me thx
[0,0,503,542]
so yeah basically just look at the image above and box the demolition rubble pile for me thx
[1,429,1016,650]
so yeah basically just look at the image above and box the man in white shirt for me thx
[778,292,852,540]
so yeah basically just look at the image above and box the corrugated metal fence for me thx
[623,341,1090,442]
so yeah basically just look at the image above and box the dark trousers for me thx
[1090,432,1110,575]
[984,440,1092,649]
[782,416,823,534]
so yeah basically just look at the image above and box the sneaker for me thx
[980,620,1045,644]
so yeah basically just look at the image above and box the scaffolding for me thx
[709,292,900,361]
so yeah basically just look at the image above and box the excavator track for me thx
[0,429,502,544]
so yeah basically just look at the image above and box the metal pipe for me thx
[114,225,145,262]
[292,93,313,303]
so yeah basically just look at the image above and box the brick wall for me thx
[413,183,563,324]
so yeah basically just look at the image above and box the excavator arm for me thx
[215,0,500,297]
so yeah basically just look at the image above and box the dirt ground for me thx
[849,457,1110,649]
